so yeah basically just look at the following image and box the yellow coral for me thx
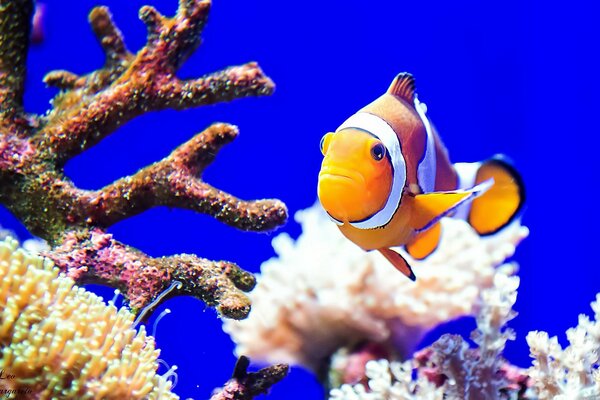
[0,237,178,400]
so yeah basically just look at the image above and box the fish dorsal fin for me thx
[387,72,416,103]
[410,179,494,232]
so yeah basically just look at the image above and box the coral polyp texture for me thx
[223,203,528,375]
[0,237,178,399]
[0,0,287,318]
[527,295,600,399]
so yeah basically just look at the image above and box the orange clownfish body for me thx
[317,73,525,280]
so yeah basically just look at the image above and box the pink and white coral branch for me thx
[527,294,600,399]
[425,267,523,399]
[330,359,444,400]
[329,266,530,400]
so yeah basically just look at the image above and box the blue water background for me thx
[1,0,599,398]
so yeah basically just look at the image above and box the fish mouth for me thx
[318,166,367,223]
[318,166,365,185]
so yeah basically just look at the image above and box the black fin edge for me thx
[389,248,417,281]
[402,255,417,281]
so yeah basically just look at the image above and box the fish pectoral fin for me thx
[378,248,416,281]
[406,222,442,260]
[410,179,494,232]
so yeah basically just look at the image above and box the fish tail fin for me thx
[378,248,416,281]
[468,155,525,235]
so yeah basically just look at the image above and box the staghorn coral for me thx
[527,295,600,399]
[0,237,178,399]
[328,266,531,400]
[223,203,528,377]
[0,0,287,319]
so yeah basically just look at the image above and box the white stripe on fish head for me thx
[415,97,437,194]
[335,112,406,229]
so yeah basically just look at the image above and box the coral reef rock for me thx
[210,356,289,400]
[0,0,287,318]
[223,203,528,373]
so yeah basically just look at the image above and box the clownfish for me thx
[317,73,525,281]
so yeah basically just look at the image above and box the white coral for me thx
[329,265,523,400]
[527,294,600,399]
[223,203,528,371]
[329,360,444,400]
[435,267,521,399]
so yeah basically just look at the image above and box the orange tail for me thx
[468,156,525,235]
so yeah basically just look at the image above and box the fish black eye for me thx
[370,143,386,161]
[320,136,326,154]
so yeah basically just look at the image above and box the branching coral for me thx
[223,203,528,377]
[210,356,289,400]
[329,359,444,400]
[328,266,530,400]
[421,266,525,399]
[527,295,600,399]
[0,0,287,318]
[0,237,178,399]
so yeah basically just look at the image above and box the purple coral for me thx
[0,0,287,320]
